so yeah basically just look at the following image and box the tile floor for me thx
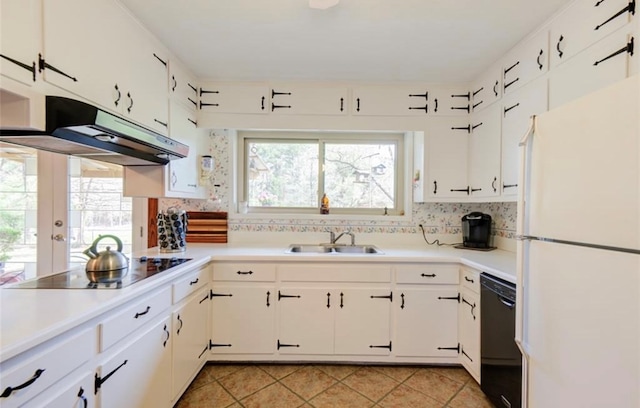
[174,363,494,408]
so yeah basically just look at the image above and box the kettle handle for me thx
[86,235,124,256]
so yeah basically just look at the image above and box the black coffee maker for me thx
[461,212,492,248]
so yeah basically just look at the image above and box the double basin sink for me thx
[286,244,382,254]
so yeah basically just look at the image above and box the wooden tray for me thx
[186,211,228,243]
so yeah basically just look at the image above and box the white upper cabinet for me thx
[429,85,474,116]
[351,85,432,116]
[550,0,635,68]
[501,77,548,198]
[0,0,39,86]
[468,102,502,198]
[471,66,502,113]
[267,84,348,115]
[502,29,550,96]
[199,82,269,114]
[169,59,199,112]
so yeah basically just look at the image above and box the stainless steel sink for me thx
[286,244,382,254]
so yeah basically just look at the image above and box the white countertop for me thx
[0,244,515,363]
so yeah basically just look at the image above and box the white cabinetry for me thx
[169,59,199,111]
[269,85,348,115]
[429,85,475,116]
[199,82,269,114]
[458,267,481,382]
[95,316,172,408]
[502,30,549,95]
[500,78,548,198]
[210,263,276,356]
[394,264,460,358]
[352,85,432,116]
[0,0,39,86]
[471,66,502,112]
[21,370,93,408]
[468,102,502,198]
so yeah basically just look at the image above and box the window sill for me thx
[228,211,410,223]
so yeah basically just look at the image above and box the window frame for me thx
[236,130,409,217]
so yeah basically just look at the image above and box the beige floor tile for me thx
[377,384,443,408]
[432,366,472,384]
[309,383,374,408]
[218,366,276,400]
[174,380,236,408]
[259,364,302,379]
[448,382,494,408]
[241,383,305,408]
[404,368,464,403]
[373,365,419,382]
[280,366,338,400]
[342,367,399,402]
[316,364,359,380]
[203,363,245,380]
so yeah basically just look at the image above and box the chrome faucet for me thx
[331,230,356,245]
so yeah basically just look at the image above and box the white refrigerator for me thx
[517,75,640,407]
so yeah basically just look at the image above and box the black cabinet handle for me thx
[134,306,150,319]
[595,0,636,30]
[370,292,393,301]
[277,340,300,349]
[77,387,88,408]
[450,104,470,113]
[188,118,197,127]
[0,369,46,398]
[340,97,344,111]
[464,276,475,283]
[237,270,253,275]
[177,314,183,335]
[492,176,497,193]
[94,360,127,393]
[188,83,197,94]
[278,291,301,300]
[537,49,544,70]
[163,323,170,347]
[594,37,634,66]
[189,278,199,285]
[0,54,36,82]
[408,105,428,113]
[327,292,331,309]
[154,119,168,128]
[451,186,470,195]
[340,292,344,308]
[434,98,438,112]
[261,96,265,110]
[266,291,270,307]
[126,92,133,113]
[114,84,121,107]
[409,92,428,99]
[400,293,405,309]
[38,54,77,82]
[153,53,167,67]
[451,125,471,133]
[493,80,499,96]
[433,180,437,195]
[557,35,564,58]
[504,102,520,116]
[356,97,360,112]
[369,341,392,351]
[171,75,177,92]
[462,297,477,320]
[421,273,436,278]
[504,60,520,77]
[451,91,471,100]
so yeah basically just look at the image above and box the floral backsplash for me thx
[159,130,517,240]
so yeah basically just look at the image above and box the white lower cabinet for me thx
[210,285,276,354]
[95,316,172,408]
[172,287,210,400]
[22,370,93,408]
[459,287,480,381]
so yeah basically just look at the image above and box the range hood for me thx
[0,96,188,166]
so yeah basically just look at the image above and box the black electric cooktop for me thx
[5,257,192,289]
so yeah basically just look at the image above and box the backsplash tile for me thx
[159,130,516,242]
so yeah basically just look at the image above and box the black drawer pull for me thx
[434,98,438,112]
[493,80,499,96]
[356,97,360,112]
[327,292,331,308]
[171,75,177,92]
[0,369,46,398]
[421,273,436,278]
[492,176,497,193]
[163,323,170,347]
[537,49,544,70]
[237,270,253,275]
[400,293,405,309]
[134,306,150,319]
[189,278,199,285]
[176,314,183,335]
[433,180,438,195]
[0,54,36,82]
[266,291,271,307]
[127,92,133,113]
[114,84,121,106]
[340,97,344,111]
[77,386,88,408]
[464,276,475,283]
[557,35,564,58]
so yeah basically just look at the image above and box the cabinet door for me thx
[169,59,199,111]
[459,288,480,381]
[549,29,635,109]
[0,0,39,85]
[210,285,275,354]
[352,85,431,116]
[167,100,203,195]
[429,86,473,116]
[22,370,94,408]
[550,0,634,68]
[469,102,501,198]
[471,66,502,112]
[501,78,548,197]
[335,288,391,355]
[97,316,172,408]
[278,287,334,354]
[269,85,348,115]
[394,288,459,357]
[173,288,210,399]
[42,0,123,110]
[502,30,549,95]
[425,118,469,199]
[199,82,269,114]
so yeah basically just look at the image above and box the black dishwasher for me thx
[480,273,522,408]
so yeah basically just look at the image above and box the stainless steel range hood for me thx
[0,96,188,166]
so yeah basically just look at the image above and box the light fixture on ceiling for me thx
[309,0,339,10]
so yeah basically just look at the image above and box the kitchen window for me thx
[237,131,405,216]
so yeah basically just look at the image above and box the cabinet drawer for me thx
[0,328,94,408]
[395,264,459,284]
[279,264,391,282]
[212,263,276,281]
[460,267,480,294]
[100,286,171,351]
[173,266,209,304]
[22,370,93,408]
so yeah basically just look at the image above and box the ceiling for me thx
[119,0,573,84]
